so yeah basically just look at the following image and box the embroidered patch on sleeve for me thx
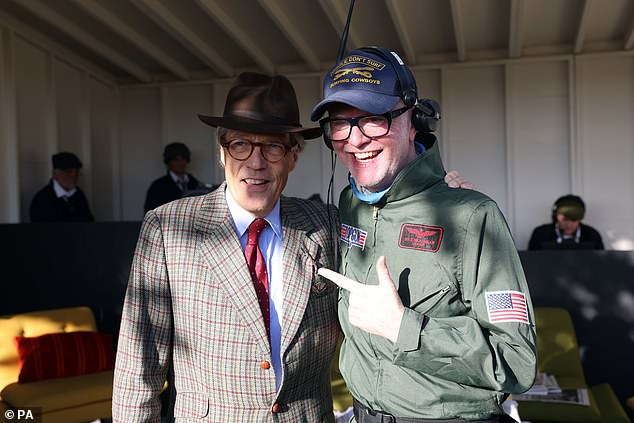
[485,291,529,324]
[398,224,443,252]
[340,223,367,250]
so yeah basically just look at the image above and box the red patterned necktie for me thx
[245,219,270,340]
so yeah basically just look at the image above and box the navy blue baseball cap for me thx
[311,48,404,121]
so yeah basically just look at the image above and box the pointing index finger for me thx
[317,267,362,293]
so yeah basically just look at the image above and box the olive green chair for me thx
[517,307,630,423]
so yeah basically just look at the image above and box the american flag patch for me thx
[485,291,529,324]
[340,223,367,249]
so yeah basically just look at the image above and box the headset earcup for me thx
[413,99,440,133]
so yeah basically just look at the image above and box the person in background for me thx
[144,142,201,213]
[312,47,536,422]
[29,152,94,222]
[528,194,604,250]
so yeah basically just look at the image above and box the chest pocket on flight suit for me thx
[400,260,466,318]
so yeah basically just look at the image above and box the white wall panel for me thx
[0,28,19,222]
[577,56,634,250]
[55,59,92,204]
[14,36,53,222]
[162,84,218,187]
[508,60,571,249]
[442,66,508,213]
[119,87,161,221]
[285,75,325,201]
[90,78,118,221]
[211,79,233,185]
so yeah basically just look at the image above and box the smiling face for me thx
[220,129,298,218]
[327,103,417,192]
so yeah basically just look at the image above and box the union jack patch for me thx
[340,223,367,250]
[485,290,529,324]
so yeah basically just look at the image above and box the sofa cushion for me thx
[0,306,98,391]
[15,332,114,383]
[1,370,113,412]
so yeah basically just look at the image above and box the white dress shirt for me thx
[225,188,284,391]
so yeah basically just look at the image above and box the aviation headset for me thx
[357,46,441,134]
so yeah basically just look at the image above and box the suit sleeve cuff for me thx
[395,308,428,352]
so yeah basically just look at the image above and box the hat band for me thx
[230,110,301,128]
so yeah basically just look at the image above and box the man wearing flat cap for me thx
[113,72,340,422]
[29,152,94,222]
[144,142,203,213]
[528,194,604,250]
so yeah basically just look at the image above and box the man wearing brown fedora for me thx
[113,72,340,422]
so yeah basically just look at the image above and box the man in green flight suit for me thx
[312,47,537,422]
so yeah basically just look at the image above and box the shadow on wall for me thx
[520,250,634,420]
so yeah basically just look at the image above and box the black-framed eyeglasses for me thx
[221,139,293,163]
[319,106,410,142]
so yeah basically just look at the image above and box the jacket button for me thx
[272,403,281,413]
[259,360,271,369]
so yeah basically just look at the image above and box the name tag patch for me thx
[399,224,443,252]
[340,223,367,249]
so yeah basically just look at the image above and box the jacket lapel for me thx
[279,197,322,355]
[194,184,271,355]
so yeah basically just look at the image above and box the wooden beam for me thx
[70,0,190,80]
[195,0,274,74]
[385,0,416,65]
[574,0,593,54]
[0,9,117,86]
[509,0,527,58]
[624,20,634,50]
[257,0,321,71]
[131,0,233,77]
[317,0,361,55]
[17,0,151,82]
[450,0,467,61]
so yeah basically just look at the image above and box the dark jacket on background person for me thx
[528,222,604,250]
[29,181,94,222]
[144,172,200,213]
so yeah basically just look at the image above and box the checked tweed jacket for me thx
[113,184,340,422]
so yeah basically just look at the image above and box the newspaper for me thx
[514,388,590,406]
[514,373,589,405]
[522,372,562,396]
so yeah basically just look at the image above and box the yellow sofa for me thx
[0,306,113,423]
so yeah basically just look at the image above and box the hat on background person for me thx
[553,195,586,221]
[311,48,408,121]
[52,152,82,170]
[198,72,321,140]
[163,142,191,164]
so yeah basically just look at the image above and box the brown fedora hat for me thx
[198,72,322,140]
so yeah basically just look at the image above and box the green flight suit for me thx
[337,137,537,420]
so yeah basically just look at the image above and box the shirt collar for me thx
[52,178,77,198]
[169,170,189,184]
[225,187,282,240]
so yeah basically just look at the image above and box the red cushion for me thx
[14,331,114,383]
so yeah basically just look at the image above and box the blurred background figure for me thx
[29,152,94,222]
[144,142,201,213]
[528,194,604,250]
